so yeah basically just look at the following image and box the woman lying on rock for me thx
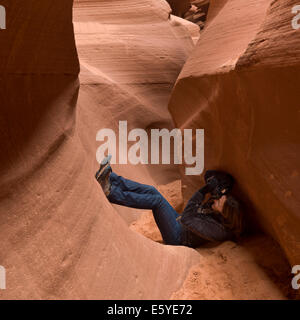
[95,155,244,248]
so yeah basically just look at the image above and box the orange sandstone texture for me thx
[0,0,199,299]
[171,236,294,300]
[0,0,297,300]
[168,0,300,266]
[73,0,195,223]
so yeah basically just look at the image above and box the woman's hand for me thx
[212,194,227,212]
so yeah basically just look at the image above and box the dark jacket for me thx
[179,186,243,248]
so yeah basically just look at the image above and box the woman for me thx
[95,155,243,248]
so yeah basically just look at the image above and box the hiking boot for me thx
[95,155,112,181]
[97,165,112,196]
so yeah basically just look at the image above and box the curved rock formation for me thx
[0,0,297,300]
[0,0,199,299]
[168,0,300,266]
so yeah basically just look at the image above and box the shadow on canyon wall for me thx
[0,0,299,299]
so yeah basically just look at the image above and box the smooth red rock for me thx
[0,0,198,299]
[169,0,300,266]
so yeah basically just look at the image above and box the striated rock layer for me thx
[184,0,210,30]
[0,0,199,299]
[168,0,300,265]
[73,0,195,223]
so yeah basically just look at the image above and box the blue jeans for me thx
[107,172,183,245]
[106,172,233,247]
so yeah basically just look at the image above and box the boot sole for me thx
[95,155,112,180]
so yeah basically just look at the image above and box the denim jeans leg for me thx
[109,172,159,195]
[107,173,183,245]
[151,195,183,245]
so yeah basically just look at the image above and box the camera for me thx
[204,170,234,199]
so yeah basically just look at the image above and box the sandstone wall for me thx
[0,0,199,299]
[169,0,300,265]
